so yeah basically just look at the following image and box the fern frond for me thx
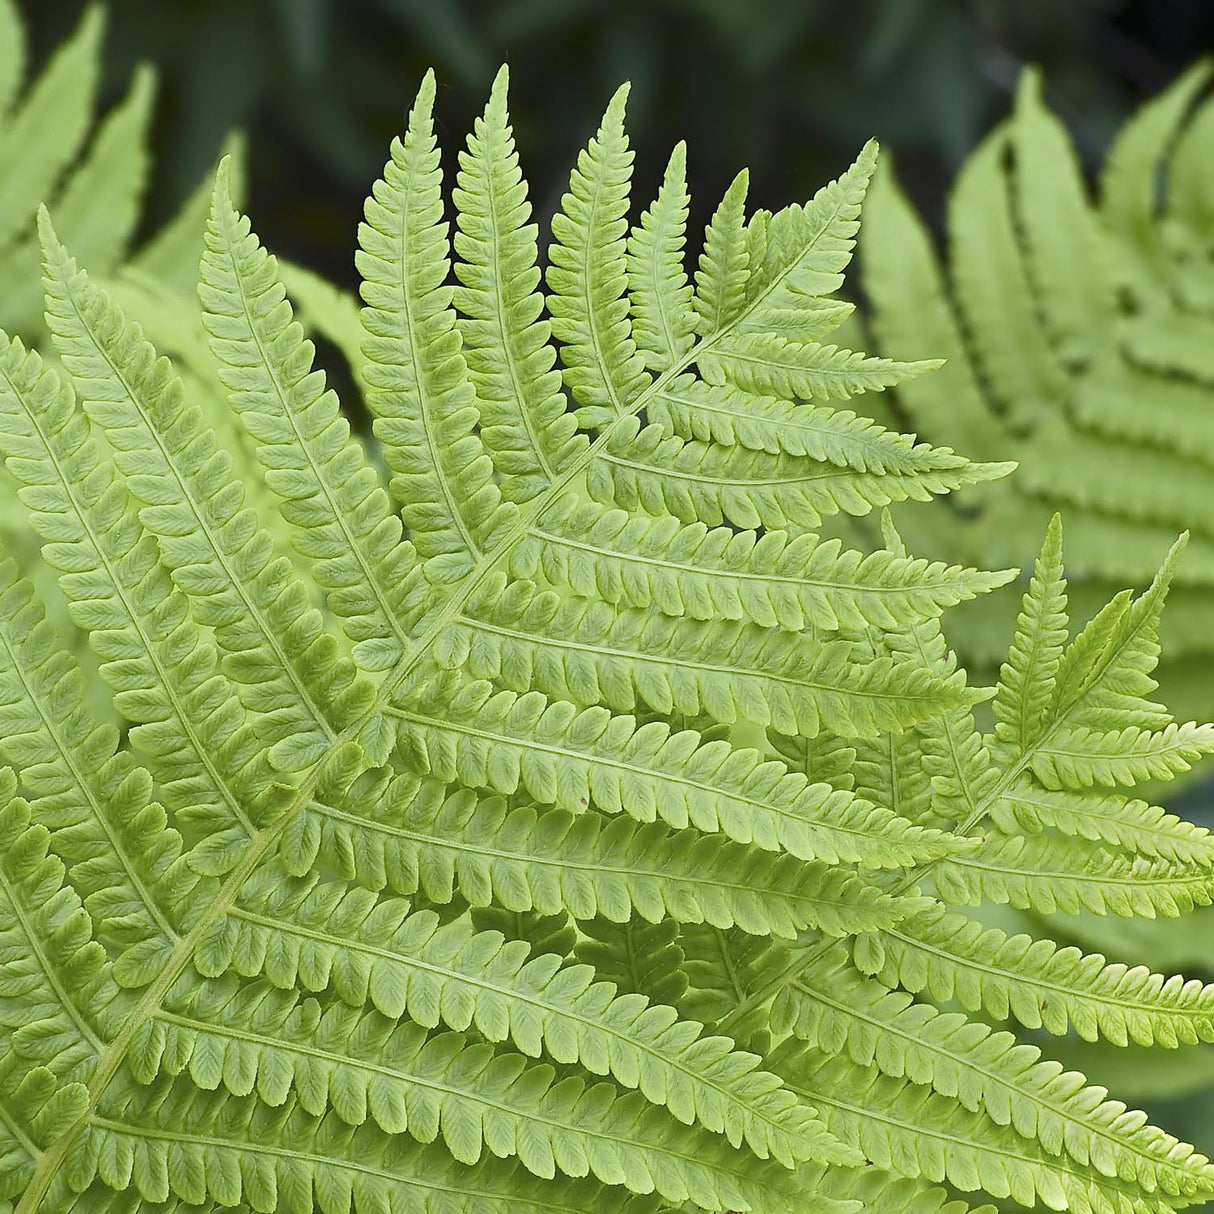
[1,47,1209,1214]
[857,903,1214,1047]
[860,159,1004,460]
[1101,60,1212,260]
[389,668,965,866]
[0,331,259,846]
[0,563,181,954]
[775,1044,1187,1214]
[519,494,1011,631]
[1030,720,1214,788]
[949,128,1068,429]
[782,950,1214,1202]
[0,768,108,1072]
[36,211,352,775]
[710,331,941,402]
[202,165,419,671]
[0,4,228,344]
[823,1169,1001,1214]
[772,731,856,794]
[212,870,854,1169]
[649,372,962,462]
[992,784,1214,866]
[741,137,875,321]
[858,60,1214,725]
[81,1081,682,1213]
[298,774,905,938]
[0,6,101,253]
[42,66,154,280]
[448,581,982,739]
[131,131,248,297]
[853,727,935,828]
[933,830,1214,918]
[991,512,1068,756]
[139,981,816,1208]
[679,926,781,1028]
[593,419,1009,533]
[694,169,750,337]
[1011,70,1113,353]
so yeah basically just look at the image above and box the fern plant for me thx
[1,59,1213,1214]
[857,63,1214,725]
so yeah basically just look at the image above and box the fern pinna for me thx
[858,64,1214,725]
[0,60,1213,1214]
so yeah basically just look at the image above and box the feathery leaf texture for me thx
[0,37,1210,1214]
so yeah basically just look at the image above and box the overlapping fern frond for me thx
[858,63,1214,724]
[0,0,238,338]
[0,53,1212,1214]
[0,0,252,721]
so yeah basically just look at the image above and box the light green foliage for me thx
[0,39,1212,1214]
[0,0,262,735]
[0,1,218,338]
[859,63,1214,723]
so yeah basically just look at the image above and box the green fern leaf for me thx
[454,65,582,504]
[547,84,649,426]
[0,5,101,253]
[202,165,419,672]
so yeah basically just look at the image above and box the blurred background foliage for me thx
[18,0,1214,288]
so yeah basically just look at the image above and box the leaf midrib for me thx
[312,795,873,921]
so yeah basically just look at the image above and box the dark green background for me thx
[19,0,1214,287]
